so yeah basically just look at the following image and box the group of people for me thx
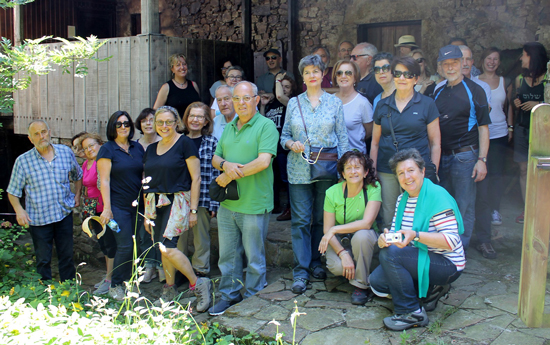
[7,35,547,331]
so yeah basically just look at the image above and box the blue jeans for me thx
[29,212,76,281]
[439,150,477,251]
[217,206,270,301]
[370,245,462,314]
[289,181,333,280]
[111,205,138,287]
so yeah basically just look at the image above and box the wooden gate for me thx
[357,21,422,56]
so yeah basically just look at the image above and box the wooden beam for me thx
[13,4,23,46]
[287,0,299,79]
[141,0,159,35]
[242,0,251,46]
[518,104,550,327]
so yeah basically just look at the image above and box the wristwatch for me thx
[414,231,420,241]
[220,160,226,171]
[190,209,198,214]
[478,157,487,163]
[508,125,514,132]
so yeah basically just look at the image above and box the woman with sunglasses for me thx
[371,56,441,230]
[281,54,350,294]
[409,49,437,95]
[97,111,145,300]
[333,59,373,154]
[153,53,201,118]
[372,52,395,110]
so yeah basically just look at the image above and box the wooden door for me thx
[357,21,422,56]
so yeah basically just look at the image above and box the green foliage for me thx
[0,0,34,8]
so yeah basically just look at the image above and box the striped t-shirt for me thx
[390,195,466,271]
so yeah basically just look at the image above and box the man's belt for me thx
[441,144,478,156]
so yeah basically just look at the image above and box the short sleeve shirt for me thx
[356,72,383,105]
[256,69,295,94]
[433,78,491,151]
[374,91,440,173]
[143,135,198,193]
[97,140,144,209]
[324,181,382,226]
[215,113,279,214]
[343,93,373,154]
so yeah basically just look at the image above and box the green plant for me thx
[400,330,411,345]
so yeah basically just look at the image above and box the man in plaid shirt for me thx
[8,120,83,281]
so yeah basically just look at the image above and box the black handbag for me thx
[296,97,338,182]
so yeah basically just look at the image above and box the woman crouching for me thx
[370,148,465,331]
[318,150,381,305]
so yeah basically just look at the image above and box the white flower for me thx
[132,200,138,207]
[143,185,150,190]
[142,176,152,184]
[268,319,281,326]
[149,221,155,227]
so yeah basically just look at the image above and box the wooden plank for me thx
[59,56,75,138]
[74,55,86,135]
[84,48,99,135]
[118,37,132,114]
[149,35,167,107]
[200,40,215,104]
[39,73,49,132]
[108,39,120,116]
[185,39,201,89]
[138,35,152,109]
[47,44,61,137]
[518,104,550,327]
[130,36,143,118]
[97,42,109,140]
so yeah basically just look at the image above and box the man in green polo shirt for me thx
[209,81,279,315]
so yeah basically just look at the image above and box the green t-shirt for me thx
[214,112,279,214]
[324,181,382,227]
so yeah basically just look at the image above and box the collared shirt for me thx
[356,72,383,105]
[212,113,238,140]
[197,135,220,212]
[281,91,350,184]
[256,69,295,94]
[436,76,492,105]
[7,144,83,226]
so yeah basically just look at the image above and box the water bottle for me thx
[107,219,120,233]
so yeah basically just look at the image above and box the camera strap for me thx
[343,183,368,225]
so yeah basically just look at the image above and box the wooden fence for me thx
[13,34,251,139]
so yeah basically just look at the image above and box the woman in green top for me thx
[318,150,382,305]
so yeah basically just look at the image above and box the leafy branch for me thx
[0,0,34,8]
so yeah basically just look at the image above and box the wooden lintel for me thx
[141,0,160,35]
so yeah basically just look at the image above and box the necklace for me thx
[173,79,187,88]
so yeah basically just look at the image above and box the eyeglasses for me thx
[350,54,370,61]
[216,96,232,103]
[190,115,205,120]
[226,75,243,80]
[339,48,353,53]
[115,121,131,128]
[141,118,154,124]
[373,64,391,74]
[155,120,176,127]
[415,57,425,63]
[232,95,257,103]
[393,70,417,79]
[336,70,353,77]
[265,55,278,61]
[83,142,98,151]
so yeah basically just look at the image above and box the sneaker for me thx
[516,211,524,224]
[311,266,327,280]
[193,277,212,312]
[351,287,372,305]
[108,285,126,301]
[93,279,110,295]
[383,307,429,331]
[477,242,497,259]
[94,276,107,288]
[291,278,308,294]
[208,295,243,316]
[158,268,166,283]
[142,267,157,283]
[276,208,291,221]
[491,210,502,226]
[154,284,179,307]
[421,285,451,312]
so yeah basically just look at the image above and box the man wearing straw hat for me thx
[395,35,419,57]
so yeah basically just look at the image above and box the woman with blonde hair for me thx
[409,49,436,95]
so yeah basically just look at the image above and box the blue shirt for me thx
[7,144,83,226]
[281,91,350,184]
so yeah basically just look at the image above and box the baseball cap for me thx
[438,45,463,62]
[263,48,281,58]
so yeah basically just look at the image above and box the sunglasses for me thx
[373,64,391,74]
[393,70,417,79]
[115,121,131,128]
[155,120,176,127]
[336,70,353,77]
[265,55,279,61]
[350,54,370,61]
[416,57,425,63]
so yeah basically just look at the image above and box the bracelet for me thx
[337,249,347,257]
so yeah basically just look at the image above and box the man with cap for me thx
[394,35,418,57]
[7,119,83,282]
[351,42,383,105]
[432,45,491,252]
[256,48,295,96]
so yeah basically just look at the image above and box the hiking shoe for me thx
[477,242,497,259]
[108,285,126,301]
[154,284,179,307]
[351,287,373,305]
[142,267,157,283]
[94,276,107,288]
[93,279,110,295]
[422,285,451,312]
[291,278,308,294]
[158,268,166,283]
[383,307,429,331]
[193,277,212,312]
[491,210,502,226]
[311,266,327,280]
[516,211,524,224]
[208,295,243,316]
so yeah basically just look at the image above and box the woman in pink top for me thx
[80,133,116,295]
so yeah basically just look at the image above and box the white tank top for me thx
[488,77,508,139]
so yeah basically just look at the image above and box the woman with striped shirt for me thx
[369,148,465,331]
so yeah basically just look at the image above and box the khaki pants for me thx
[326,229,378,289]
[177,206,211,275]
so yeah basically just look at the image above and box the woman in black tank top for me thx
[153,54,201,118]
